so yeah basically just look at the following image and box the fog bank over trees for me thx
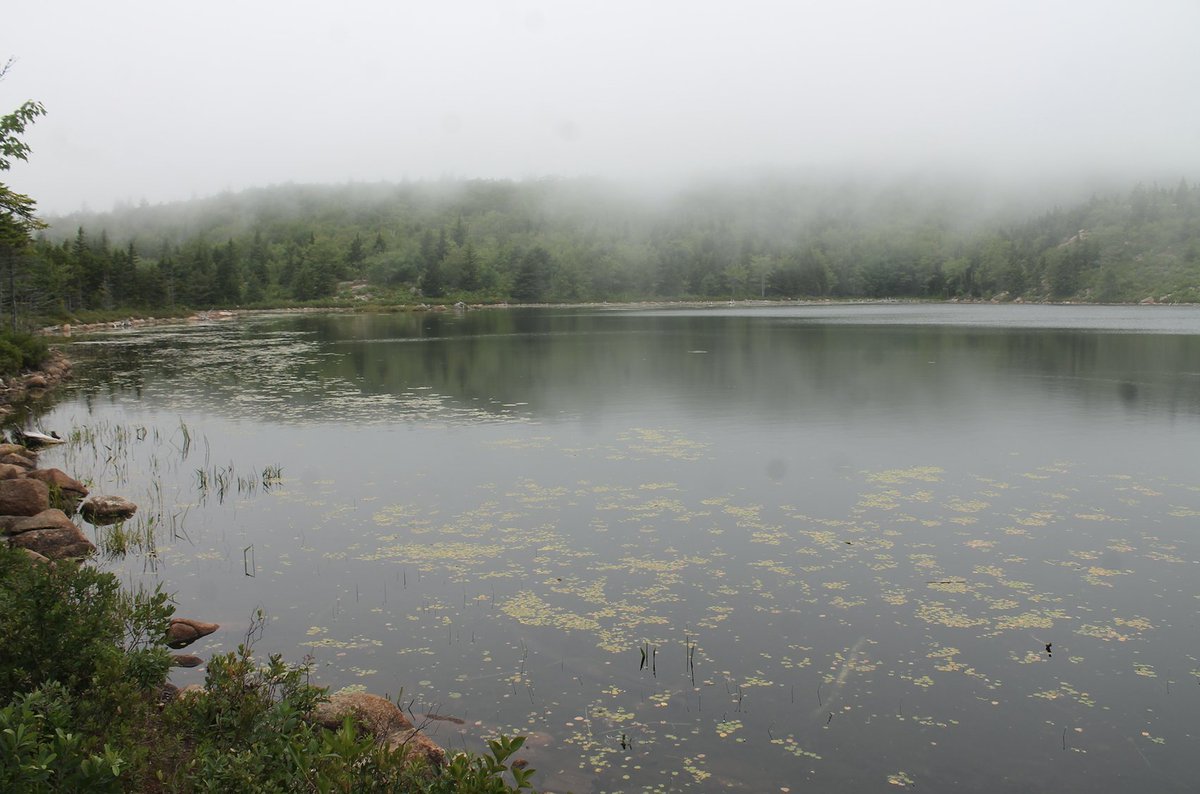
[6,1,1200,215]
[4,1,1197,318]
[19,174,1200,315]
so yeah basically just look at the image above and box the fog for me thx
[5,0,1199,215]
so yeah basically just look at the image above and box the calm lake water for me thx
[31,304,1200,792]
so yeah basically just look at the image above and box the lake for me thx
[32,304,1200,792]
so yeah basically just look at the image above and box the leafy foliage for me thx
[0,545,173,701]
[440,735,536,793]
[160,631,536,793]
[0,58,48,330]
[0,684,126,793]
[0,337,21,374]
[0,329,49,376]
[0,57,46,230]
[0,547,536,792]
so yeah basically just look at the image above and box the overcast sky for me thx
[4,0,1199,214]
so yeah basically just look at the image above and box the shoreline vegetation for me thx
[0,352,536,792]
[35,293,1196,340]
[0,330,65,423]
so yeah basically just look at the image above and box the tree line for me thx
[9,175,1200,322]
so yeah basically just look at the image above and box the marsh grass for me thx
[195,462,284,504]
[54,420,271,573]
[96,516,159,562]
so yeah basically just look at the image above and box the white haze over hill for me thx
[4,0,1199,215]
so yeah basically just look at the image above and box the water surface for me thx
[36,304,1200,792]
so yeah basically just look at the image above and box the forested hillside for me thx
[15,176,1200,320]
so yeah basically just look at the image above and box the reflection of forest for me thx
[66,310,1200,424]
[301,310,1200,419]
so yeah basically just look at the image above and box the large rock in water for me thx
[311,691,446,769]
[6,509,95,560]
[26,469,89,511]
[0,478,50,516]
[80,495,138,524]
[166,617,220,648]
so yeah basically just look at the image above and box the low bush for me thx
[0,331,50,377]
[0,545,173,701]
[158,624,535,792]
[0,683,127,793]
[0,547,537,792]
[0,339,22,376]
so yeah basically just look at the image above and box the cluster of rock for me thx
[0,436,225,665]
[0,442,136,562]
[0,351,72,422]
[40,311,239,339]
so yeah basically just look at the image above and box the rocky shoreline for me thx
[36,295,1195,344]
[1,447,448,765]
[0,348,73,423]
[0,350,452,770]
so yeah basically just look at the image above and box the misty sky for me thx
[4,0,1199,214]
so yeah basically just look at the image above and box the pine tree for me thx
[512,247,552,302]
[422,256,446,297]
[214,240,241,304]
[458,243,480,291]
[346,233,365,272]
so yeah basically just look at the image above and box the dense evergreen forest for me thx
[13,176,1200,320]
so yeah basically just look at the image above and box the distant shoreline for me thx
[37,295,1195,338]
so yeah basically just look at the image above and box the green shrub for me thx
[0,331,49,369]
[438,735,536,793]
[0,548,537,792]
[14,332,48,369]
[0,546,173,787]
[0,339,22,377]
[161,640,325,792]
[0,545,173,703]
[158,627,535,792]
[0,684,126,793]
[0,331,49,376]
